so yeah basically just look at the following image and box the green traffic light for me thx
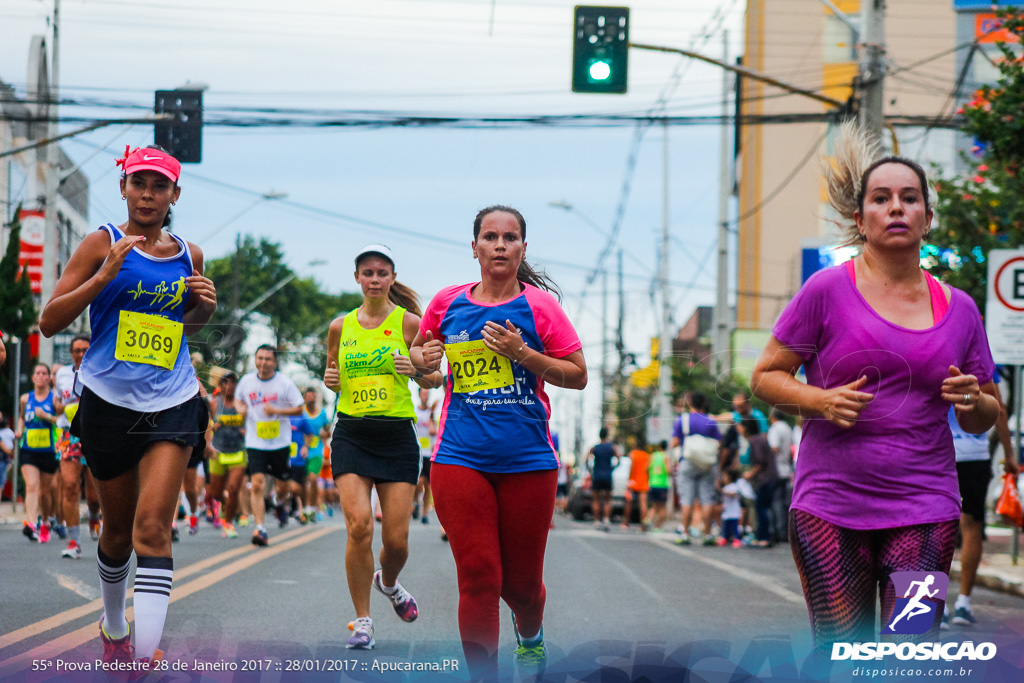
[588,59,612,82]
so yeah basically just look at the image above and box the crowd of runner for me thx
[0,125,1019,679]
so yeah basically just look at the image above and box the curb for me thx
[950,558,1024,600]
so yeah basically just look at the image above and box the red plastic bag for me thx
[995,473,1024,529]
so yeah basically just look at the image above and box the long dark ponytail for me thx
[472,205,562,301]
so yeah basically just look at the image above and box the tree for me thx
[928,9,1024,311]
[928,8,1024,403]
[609,355,762,449]
[0,208,38,416]
[191,235,361,377]
[0,208,37,341]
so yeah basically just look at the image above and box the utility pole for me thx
[601,267,609,425]
[615,249,625,407]
[713,31,732,378]
[859,0,886,143]
[656,119,673,443]
[229,233,242,371]
[39,0,61,364]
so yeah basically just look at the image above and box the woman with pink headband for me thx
[40,146,217,668]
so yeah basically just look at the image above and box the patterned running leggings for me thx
[789,508,959,651]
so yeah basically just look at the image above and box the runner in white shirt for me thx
[56,335,103,558]
[235,345,303,546]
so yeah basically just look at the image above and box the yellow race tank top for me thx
[336,306,415,419]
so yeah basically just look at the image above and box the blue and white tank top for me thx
[22,390,56,453]
[77,224,198,411]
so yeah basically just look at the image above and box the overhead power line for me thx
[2,111,965,130]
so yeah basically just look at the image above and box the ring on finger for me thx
[962,393,971,406]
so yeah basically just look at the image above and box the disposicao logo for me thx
[831,571,997,662]
[884,571,948,635]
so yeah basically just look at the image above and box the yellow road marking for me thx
[0,525,337,674]
[0,523,315,651]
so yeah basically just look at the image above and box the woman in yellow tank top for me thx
[323,244,442,650]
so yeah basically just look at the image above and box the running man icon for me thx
[884,571,950,635]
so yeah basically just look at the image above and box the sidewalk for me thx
[950,525,1024,600]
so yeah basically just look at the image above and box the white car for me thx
[567,455,635,522]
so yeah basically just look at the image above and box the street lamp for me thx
[216,259,327,370]
[239,259,327,316]
[548,200,613,240]
[197,190,289,245]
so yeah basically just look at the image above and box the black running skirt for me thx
[329,413,419,485]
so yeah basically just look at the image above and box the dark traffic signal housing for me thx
[572,6,629,94]
[154,89,203,163]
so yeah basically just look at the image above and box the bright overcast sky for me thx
[3,0,747,445]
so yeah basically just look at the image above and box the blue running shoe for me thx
[952,606,977,626]
[511,612,546,679]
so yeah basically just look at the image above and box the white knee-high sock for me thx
[133,556,173,660]
[97,549,131,639]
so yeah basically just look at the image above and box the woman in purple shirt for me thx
[751,122,1000,650]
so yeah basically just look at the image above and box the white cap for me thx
[354,244,395,267]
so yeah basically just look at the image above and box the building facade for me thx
[738,0,961,331]
[1,36,91,363]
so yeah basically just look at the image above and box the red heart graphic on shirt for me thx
[384,330,392,336]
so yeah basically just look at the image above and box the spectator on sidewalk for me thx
[944,378,1018,628]
[731,391,769,433]
[672,393,722,546]
[767,409,794,542]
[740,417,780,548]
[717,468,744,547]
[0,413,14,501]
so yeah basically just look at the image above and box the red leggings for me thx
[431,463,557,669]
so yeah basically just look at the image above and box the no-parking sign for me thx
[985,249,1024,365]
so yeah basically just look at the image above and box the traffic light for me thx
[572,6,629,94]
[154,89,203,163]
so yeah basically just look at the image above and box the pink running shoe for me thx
[99,618,133,664]
[372,570,418,622]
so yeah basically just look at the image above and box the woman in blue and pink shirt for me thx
[412,205,587,677]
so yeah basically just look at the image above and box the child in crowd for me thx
[717,468,743,547]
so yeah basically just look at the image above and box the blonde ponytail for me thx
[821,119,882,246]
[388,281,422,317]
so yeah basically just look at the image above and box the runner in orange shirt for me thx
[621,443,650,531]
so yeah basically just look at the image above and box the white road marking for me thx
[48,571,100,601]
[560,526,805,605]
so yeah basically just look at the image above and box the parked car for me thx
[567,455,640,522]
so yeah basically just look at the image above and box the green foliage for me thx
[608,358,763,449]
[0,209,37,417]
[929,9,1024,313]
[959,12,1024,166]
[670,360,759,416]
[193,235,361,376]
[611,381,654,448]
[0,209,38,340]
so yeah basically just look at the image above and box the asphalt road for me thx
[1,514,1022,682]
